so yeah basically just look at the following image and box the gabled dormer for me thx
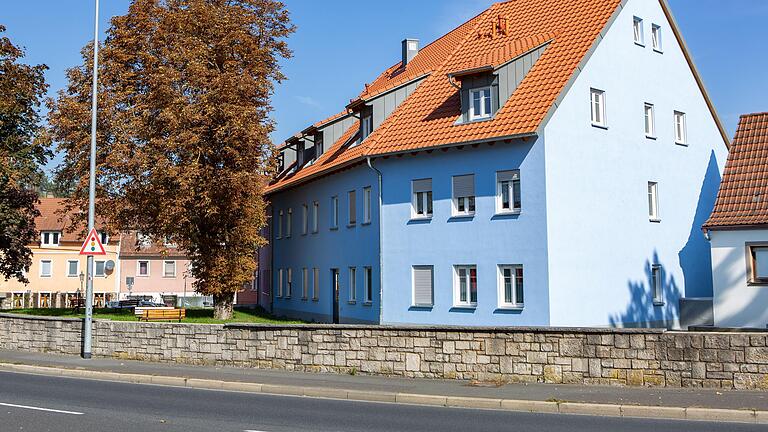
[40,231,61,247]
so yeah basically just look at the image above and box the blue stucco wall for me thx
[543,0,727,327]
[376,138,551,326]
[270,165,380,324]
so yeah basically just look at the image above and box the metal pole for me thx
[83,0,100,360]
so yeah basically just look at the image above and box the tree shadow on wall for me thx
[609,252,682,328]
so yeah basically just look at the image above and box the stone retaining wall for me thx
[2,313,768,389]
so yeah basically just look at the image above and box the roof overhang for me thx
[447,65,494,79]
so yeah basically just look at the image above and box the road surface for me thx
[0,370,763,431]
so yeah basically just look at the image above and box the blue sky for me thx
[2,0,767,172]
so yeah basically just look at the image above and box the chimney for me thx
[401,39,419,67]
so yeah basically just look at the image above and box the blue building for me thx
[262,0,730,327]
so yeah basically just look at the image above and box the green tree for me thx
[49,0,293,318]
[0,25,50,283]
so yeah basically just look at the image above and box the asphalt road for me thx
[0,370,764,432]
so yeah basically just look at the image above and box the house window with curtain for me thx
[498,265,524,308]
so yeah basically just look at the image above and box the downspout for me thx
[366,156,384,324]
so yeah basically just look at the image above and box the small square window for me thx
[469,87,492,121]
[633,16,644,45]
[95,260,106,277]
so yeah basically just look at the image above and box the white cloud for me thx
[295,95,322,109]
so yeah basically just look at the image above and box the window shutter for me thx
[452,174,475,198]
[412,178,432,193]
[413,266,434,306]
[497,170,519,182]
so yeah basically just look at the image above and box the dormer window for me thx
[41,231,60,247]
[315,132,324,157]
[470,87,492,121]
[361,114,373,140]
[99,231,109,245]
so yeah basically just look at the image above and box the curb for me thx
[0,362,764,424]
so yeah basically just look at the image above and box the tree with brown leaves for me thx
[48,0,293,319]
[0,25,50,284]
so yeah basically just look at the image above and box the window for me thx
[99,231,109,245]
[633,16,644,45]
[363,187,372,224]
[651,24,662,52]
[277,210,284,239]
[648,182,660,221]
[302,268,308,299]
[163,260,176,278]
[498,265,524,308]
[138,260,150,277]
[40,231,60,247]
[315,132,324,156]
[40,260,52,277]
[452,174,475,216]
[361,115,373,140]
[496,170,521,214]
[312,202,319,233]
[301,204,308,235]
[286,208,292,237]
[312,268,319,300]
[348,190,357,225]
[674,111,687,144]
[277,269,284,298]
[330,196,339,229]
[644,103,656,138]
[349,267,357,302]
[469,87,492,121]
[364,267,373,303]
[454,265,477,307]
[590,88,606,127]
[95,260,106,277]
[67,260,79,277]
[748,245,768,285]
[286,268,292,298]
[412,266,434,307]
[651,264,663,305]
[412,179,433,219]
[163,236,177,248]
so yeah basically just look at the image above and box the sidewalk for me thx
[2,349,767,423]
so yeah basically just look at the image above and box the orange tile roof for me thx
[269,0,727,194]
[704,113,768,229]
[34,198,108,243]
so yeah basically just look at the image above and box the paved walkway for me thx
[2,349,767,412]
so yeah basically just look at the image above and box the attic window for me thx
[633,17,644,46]
[41,231,61,247]
[470,88,492,121]
[361,114,373,140]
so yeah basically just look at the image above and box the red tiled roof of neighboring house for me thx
[268,0,728,194]
[704,113,768,229]
[35,198,108,243]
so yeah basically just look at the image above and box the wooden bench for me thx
[139,309,186,322]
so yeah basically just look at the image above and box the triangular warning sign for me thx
[79,228,107,256]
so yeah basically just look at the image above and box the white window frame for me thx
[633,16,644,46]
[644,103,656,138]
[163,260,177,278]
[277,268,284,298]
[590,88,606,128]
[301,204,308,235]
[38,292,52,308]
[94,260,107,278]
[330,196,339,230]
[349,267,357,302]
[312,268,319,300]
[137,260,150,277]
[495,171,521,215]
[348,190,356,226]
[363,186,372,224]
[286,208,292,238]
[39,259,52,278]
[302,268,309,299]
[469,87,492,121]
[277,210,284,239]
[651,24,662,52]
[453,265,478,308]
[411,182,433,220]
[497,265,524,309]
[651,264,664,305]
[40,231,61,247]
[361,115,373,139]
[286,268,292,298]
[67,260,80,277]
[312,201,319,233]
[648,181,660,222]
[451,175,476,217]
[364,266,373,304]
[674,111,687,145]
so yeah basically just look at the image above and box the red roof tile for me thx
[704,113,768,229]
[34,198,108,242]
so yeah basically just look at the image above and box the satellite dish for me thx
[105,260,116,272]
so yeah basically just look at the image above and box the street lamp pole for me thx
[83,0,100,360]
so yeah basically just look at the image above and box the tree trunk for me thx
[213,292,234,320]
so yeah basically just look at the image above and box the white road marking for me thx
[0,402,84,415]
